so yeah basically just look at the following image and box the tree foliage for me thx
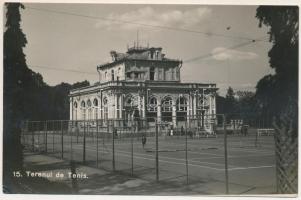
[3,2,28,189]
[256,6,298,193]
[3,3,90,190]
[256,6,298,114]
[224,87,237,114]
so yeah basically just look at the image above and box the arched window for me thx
[126,98,132,106]
[176,96,187,122]
[87,100,91,107]
[161,96,173,122]
[103,97,108,120]
[148,97,157,112]
[81,101,85,108]
[198,95,209,109]
[93,98,98,106]
[93,98,98,119]
[177,97,187,111]
[73,102,78,120]
[81,101,86,120]
[87,99,92,120]
[162,96,173,112]
[124,95,138,108]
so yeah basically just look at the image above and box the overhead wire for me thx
[29,65,97,75]
[26,6,267,42]
[28,36,269,75]
[24,6,271,78]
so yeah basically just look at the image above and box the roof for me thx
[97,45,181,70]
[97,58,182,70]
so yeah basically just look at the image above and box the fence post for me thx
[22,121,25,147]
[70,120,73,161]
[112,121,115,171]
[53,121,55,153]
[155,121,159,182]
[131,121,134,176]
[223,115,229,194]
[32,122,35,152]
[61,120,64,159]
[76,121,79,144]
[83,121,86,164]
[37,121,40,152]
[45,121,48,153]
[96,119,99,167]
[185,120,189,184]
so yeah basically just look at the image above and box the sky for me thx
[18,3,273,96]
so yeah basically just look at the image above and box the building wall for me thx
[99,63,125,83]
[70,88,216,133]
[124,60,180,82]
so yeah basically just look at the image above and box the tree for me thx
[3,3,92,192]
[72,80,90,89]
[224,87,237,114]
[3,3,28,190]
[256,6,298,193]
[256,6,298,113]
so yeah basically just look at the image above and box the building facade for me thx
[69,44,218,133]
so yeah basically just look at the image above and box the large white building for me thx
[69,44,218,132]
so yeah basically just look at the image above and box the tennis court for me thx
[22,119,276,194]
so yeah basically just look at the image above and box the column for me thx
[193,93,197,117]
[138,95,142,117]
[157,101,161,123]
[108,96,113,119]
[209,95,213,132]
[172,100,177,127]
[70,97,73,120]
[187,95,190,125]
[212,95,216,115]
[119,94,123,118]
[142,95,146,118]
[114,94,118,119]
[209,95,212,116]
[100,101,103,120]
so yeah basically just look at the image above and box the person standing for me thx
[142,134,146,149]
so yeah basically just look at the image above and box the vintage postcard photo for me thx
[2,1,299,197]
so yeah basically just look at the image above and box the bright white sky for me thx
[19,3,273,96]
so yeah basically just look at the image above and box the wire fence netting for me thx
[21,114,278,194]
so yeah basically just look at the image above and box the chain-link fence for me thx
[21,114,281,194]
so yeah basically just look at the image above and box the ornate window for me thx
[103,97,108,120]
[148,97,157,112]
[124,95,138,108]
[87,99,92,120]
[177,97,187,111]
[87,99,91,107]
[73,102,78,120]
[198,95,209,110]
[81,101,86,120]
[93,98,98,119]
[162,96,172,112]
